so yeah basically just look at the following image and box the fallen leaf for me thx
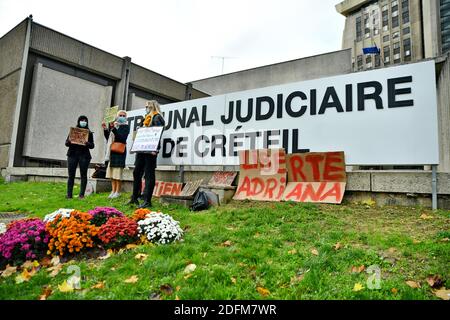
[420,214,433,220]
[221,240,232,247]
[257,286,270,296]
[333,243,342,250]
[184,273,193,280]
[405,280,421,288]
[433,288,450,300]
[231,277,237,284]
[110,267,116,271]
[39,257,52,268]
[175,295,180,300]
[124,275,139,283]
[99,249,113,260]
[50,256,60,266]
[1,265,17,278]
[39,286,52,300]
[311,248,319,256]
[148,293,161,300]
[160,284,173,295]
[91,281,105,289]
[290,274,305,284]
[58,280,74,293]
[388,247,396,254]
[183,264,196,274]
[362,199,376,206]
[353,283,364,292]
[176,285,181,291]
[426,275,444,289]
[125,244,138,250]
[47,264,63,277]
[21,260,39,270]
[134,253,148,262]
[15,268,36,284]
[391,288,398,295]
[288,249,297,255]
[351,265,366,273]
[441,238,449,242]
[412,239,421,244]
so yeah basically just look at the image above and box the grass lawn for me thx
[0,180,449,300]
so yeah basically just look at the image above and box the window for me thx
[357,55,363,70]
[402,10,410,24]
[403,26,410,35]
[375,54,381,67]
[393,31,400,39]
[393,42,401,54]
[366,55,373,69]
[392,16,399,28]
[384,46,390,65]
[404,38,411,61]
[356,16,362,41]
[383,34,390,42]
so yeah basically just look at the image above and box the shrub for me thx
[88,207,124,226]
[0,218,49,265]
[98,217,138,249]
[137,213,183,245]
[46,211,98,256]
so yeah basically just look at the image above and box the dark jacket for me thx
[105,124,130,168]
[65,117,95,160]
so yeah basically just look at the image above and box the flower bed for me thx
[138,213,183,245]
[46,211,98,256]
[98,217,138,249]
[0,218,49,265]
[88,207,124,227]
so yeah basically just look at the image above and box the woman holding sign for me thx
[65,115,95,199]
[127,100,165,208]
[103,110,130,198]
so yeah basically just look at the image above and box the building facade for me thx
[336,0,449,71]
[0,17,208,170]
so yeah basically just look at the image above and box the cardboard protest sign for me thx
[68,127,89,145]
[179,180,203,197]
[207,171,237,187]
[131,127,164,153]
[233,148,287,202]
[282,151,346,204]
[104,106,119,124]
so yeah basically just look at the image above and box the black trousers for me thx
[67,155,90,197]
[132,153,157,202]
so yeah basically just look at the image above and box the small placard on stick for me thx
[68,127,89,145]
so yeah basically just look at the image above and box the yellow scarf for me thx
[143,111,159,127]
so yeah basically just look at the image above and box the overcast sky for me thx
[0,0,345,83]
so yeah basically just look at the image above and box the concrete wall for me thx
[22,63,112,163]
[0,19,27,169]
[437,55,450,172]
[190,49,352,95]
[422,0,442,58]
[30,23,123,79]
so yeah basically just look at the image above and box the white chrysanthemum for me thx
[0,223,6,235]
[43,208,74,223]
[137,212,183,245]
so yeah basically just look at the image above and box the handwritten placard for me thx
[131,127,164,153]
[68,127,89,145]
[104,106,119,124]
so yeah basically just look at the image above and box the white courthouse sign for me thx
[125,60,439,166]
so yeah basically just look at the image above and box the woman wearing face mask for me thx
[127,100,165,208]
[103,110,130,198]
[65,115,95,199]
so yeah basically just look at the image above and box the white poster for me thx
[130,127,163,153]
[125,60,439,166]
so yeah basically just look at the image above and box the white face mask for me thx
[79,121,87,128]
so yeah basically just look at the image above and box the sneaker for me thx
[66,195,73,199]
[138,201,152,209]
[78,195,85,200]
[108,192,115,199]
[111,192,121,199]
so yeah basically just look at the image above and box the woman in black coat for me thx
[103,110,130,198]
[65,115,95,199]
